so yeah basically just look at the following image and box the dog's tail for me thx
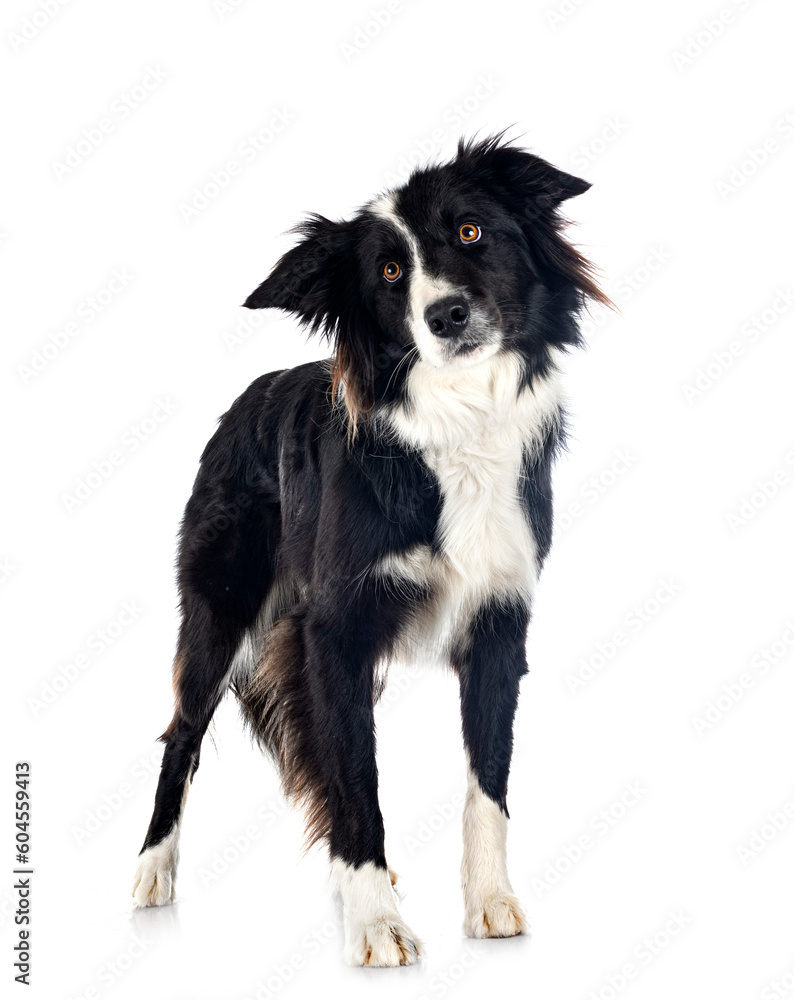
[234,607,330,850]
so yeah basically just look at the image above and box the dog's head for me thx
[245,135,611,426]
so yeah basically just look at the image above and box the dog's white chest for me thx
[379,352,563,645]
[424,417,535,599]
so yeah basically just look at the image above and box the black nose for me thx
[424,296,469,337]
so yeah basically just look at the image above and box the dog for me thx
[132,134,609,966]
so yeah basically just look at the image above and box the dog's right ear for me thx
[243,215,351,332]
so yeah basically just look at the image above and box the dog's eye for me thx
[382,261,402,282]
[459,223,481,244]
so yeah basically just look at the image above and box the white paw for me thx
[132,842,178,908]
[330,859,421,966]
[345,914,422,967]
[464,892,528,939]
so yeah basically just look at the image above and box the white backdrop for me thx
[4,0,794,997]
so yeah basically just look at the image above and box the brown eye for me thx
[459,223,481,243]
[382,261,401,282]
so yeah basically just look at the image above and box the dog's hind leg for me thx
[132,591,271,906]
[132,707,200,908]
[133,577,288,907]
[133,572,292,907]
[133,405,283,906]
[132,602,246,908]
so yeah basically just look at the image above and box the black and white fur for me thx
[132,135,609,966]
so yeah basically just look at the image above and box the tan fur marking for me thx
[236,614,331,851]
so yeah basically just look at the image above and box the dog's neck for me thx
[380,348,564,455]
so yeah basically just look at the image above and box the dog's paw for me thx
[345,915,422,967]
[464,893,527,939]
[132,847,177,908]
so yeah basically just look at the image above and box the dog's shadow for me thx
[130,899,182,940]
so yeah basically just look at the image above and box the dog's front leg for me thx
[456,598,529,938]
[304,608,421,966]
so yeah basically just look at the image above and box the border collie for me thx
[132,135,609,966]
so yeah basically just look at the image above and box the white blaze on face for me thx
[370,193,469,369]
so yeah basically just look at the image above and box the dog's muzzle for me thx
[423,295,500,363]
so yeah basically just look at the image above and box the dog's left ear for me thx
[457,136,590,214]
[243,215,351,331]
